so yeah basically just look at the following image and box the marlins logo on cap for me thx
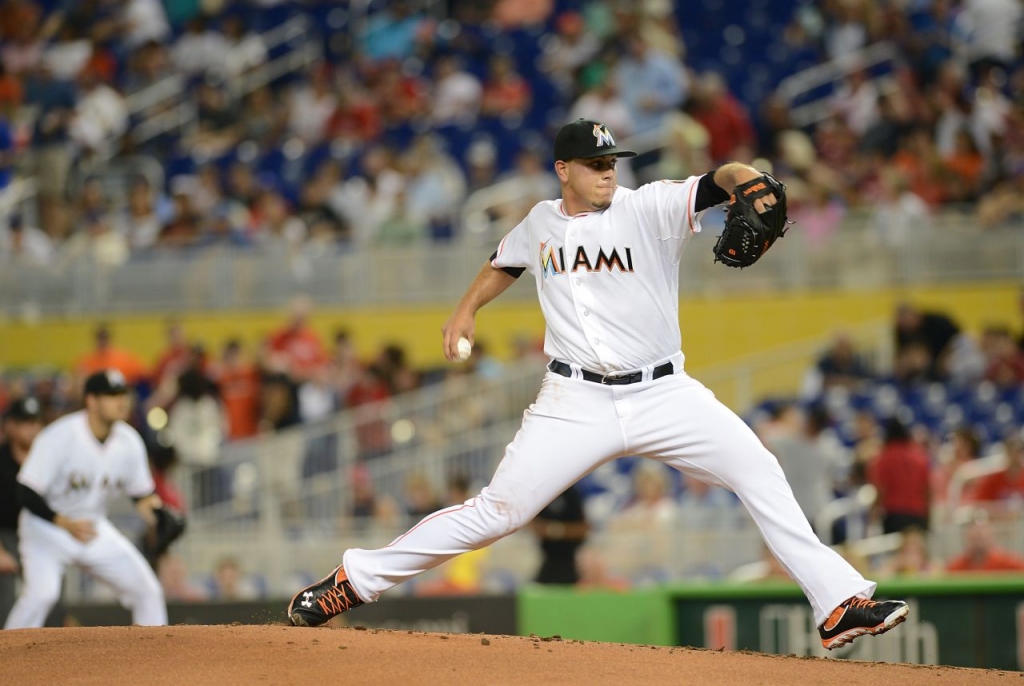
[4,396,42,422]
[84,369,129,396]
[553,119,637,161]
[592,123,615,148]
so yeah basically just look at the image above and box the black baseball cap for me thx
[4,396,42,422]
[84,369,129,396]
[553,119,637,162]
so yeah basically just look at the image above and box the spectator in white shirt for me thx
[219,14,268,80]
[69,68,128,154]
[121,0,171,50]
[569,79,634,140]
[0,214,54,266]
[287,64,338,145]
[171,16,229,78]
[430,55,482,127]
[41,24,92,82]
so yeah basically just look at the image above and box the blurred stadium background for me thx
[1,0,1024,667]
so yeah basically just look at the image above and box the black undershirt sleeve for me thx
[489,251,525,279]
[17,483,57,523]
[694,169,731,212]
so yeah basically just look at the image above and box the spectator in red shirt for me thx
[148,444,185,513]
[151,318,190,388]
[209,339,261,441]
[346,365,393,461]
[983,326,1024,388]
[263,295,327,383]
[869,417,931,534]
[480,55,531,120]
[74,323,149,388]
[972,434,1024,506]
[947,513,1024,572]
[689,72,756,165]
[932,427,983,506]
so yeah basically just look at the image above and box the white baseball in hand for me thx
[456,337,473,362]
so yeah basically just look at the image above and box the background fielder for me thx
[4,370,167,629]
[288,119,908,650]
[0,398,44,627]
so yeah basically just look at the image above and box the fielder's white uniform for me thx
[4,411,167,628]
[344,175,875,626]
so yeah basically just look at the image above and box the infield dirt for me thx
[1,624,1018,685]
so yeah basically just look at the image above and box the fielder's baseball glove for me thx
[144,507,187,566]
[713,173,790,268]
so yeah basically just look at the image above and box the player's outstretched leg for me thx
[287,565,364,627]
[634,373,910,650]
[818,596,909,650]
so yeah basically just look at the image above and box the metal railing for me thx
[776,41,900,128]
[1,213,1020,315]
[122,14,322,153]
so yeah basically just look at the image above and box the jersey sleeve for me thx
[490,216,532,273]
[124,428,156,499]
[16,426,63,496]
[635,175,704,240]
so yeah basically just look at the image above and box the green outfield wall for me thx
[518,577,1024,669]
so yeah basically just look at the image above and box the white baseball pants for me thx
[345,361,874,626]
[4,512,167,629]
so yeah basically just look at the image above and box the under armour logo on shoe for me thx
[301,591,314,608]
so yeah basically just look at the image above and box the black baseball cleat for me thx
[287,565,365,627]
[819,596,909,650]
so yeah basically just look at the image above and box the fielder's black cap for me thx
[553,119,637,162]
[4,396,42,422]
[84,369,129,396]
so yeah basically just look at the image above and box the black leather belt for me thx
[547,360,674,385]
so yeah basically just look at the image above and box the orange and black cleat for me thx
[818,596,909,650]
[287,565,365,627]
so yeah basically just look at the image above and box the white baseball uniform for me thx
[343,174,875,626]
[4,411,166,629]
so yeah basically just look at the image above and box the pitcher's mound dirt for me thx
[0,624,1017,685]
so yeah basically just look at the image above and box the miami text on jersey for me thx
[64,473,128,493]
[539,241,635,280]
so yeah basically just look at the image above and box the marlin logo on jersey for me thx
[539,241,634,281]
[68,473,91,491]
[540,240,564,281]
[101,476,127,492]
[592,124,615,148]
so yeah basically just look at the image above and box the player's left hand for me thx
[0,549,18,574]
[713,172,790,269]
[730,169,777,213]
[143,507,187,566]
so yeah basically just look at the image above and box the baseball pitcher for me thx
[288,119,908,650]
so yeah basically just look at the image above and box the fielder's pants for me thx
[4,513,166,629]
[0,528,18,627]
[345,365,875,626]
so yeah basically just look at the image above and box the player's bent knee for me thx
[476,494,532,540]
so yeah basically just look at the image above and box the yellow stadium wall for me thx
[0,282,1014,377]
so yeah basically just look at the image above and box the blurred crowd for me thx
[0,0,1022,267]
[0,294,522,461]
